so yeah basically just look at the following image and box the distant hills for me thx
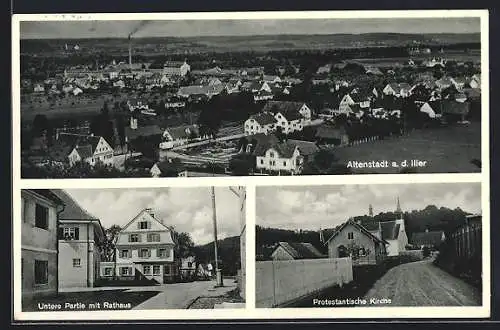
[256,204,475,260]
[192,235,241,276]
[20,33,480,54]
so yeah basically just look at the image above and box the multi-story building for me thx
[21,190,64,302]
[100,208,177,284]
[62,134,114,167]
[52,189,106,289]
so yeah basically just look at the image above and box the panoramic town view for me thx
[18,17,482,178]
[21,187,246,311]
[255,183,483,308]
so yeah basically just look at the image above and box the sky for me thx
[64,187,243,245]
[256,183,482,231]
[20,17,480,39]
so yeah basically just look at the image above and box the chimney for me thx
[145,208,155,219]
[128,35,132,69]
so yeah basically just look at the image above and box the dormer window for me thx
[138,221,150,230]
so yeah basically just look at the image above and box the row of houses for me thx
[21,189,205,302]
[268,200,447,266]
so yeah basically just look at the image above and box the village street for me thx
[133,279,238,309]
[58,279,238,310]
[364,259,481,306]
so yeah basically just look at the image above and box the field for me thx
[334,122,481,174]
[20,93,129,121]
[352,50,481,67]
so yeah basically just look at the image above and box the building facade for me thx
[21,190,64,302]
[325,220,388,266]
[52,189,106,288]
[101,209,177,284]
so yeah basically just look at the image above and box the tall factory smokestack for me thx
[128,35,132,68]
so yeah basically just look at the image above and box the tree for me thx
[229,153,255,175]
[101,225,122,262]
[170,230,195,259]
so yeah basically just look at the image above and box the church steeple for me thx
[396,197,402,217]
[369,204,373,217]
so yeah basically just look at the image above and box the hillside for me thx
[256,205,473,260]
[20,33,480,54]
[192,235,241,276]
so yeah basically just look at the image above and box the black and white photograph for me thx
[19,186,246,313]
[15,14,484,178]
[255,183,484,308]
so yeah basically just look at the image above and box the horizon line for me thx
[19,31,481,41]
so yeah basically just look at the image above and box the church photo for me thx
[255,182,483,308]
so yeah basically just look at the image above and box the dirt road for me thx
[364,259,481,306]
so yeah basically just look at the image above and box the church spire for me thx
[369,204,373,217]
[396,197,402,216]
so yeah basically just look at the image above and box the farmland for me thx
[334,122,481,174]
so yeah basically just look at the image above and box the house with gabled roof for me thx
[101,208,178,284]
[410,230,446,249]
[323,219,388,266]
[253,137,319,175]
[338,92,371,113]
[61,133,114,167]
[51,189,106,289]
[383,83,413,98]
[271,242,326,260]
[244,112,278,136]
[159,124,206,150]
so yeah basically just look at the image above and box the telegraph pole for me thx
[211,186,223,287]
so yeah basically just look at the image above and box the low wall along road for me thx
[256,257,353,308]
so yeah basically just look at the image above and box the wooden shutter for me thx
[137,222,141,229]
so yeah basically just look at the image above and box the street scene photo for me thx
[20,187,246,311]
[17,16,483,178]
[255,183,483,308]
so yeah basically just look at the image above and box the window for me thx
[143,265,151,275]
[348,232,354,240]
[283,161,287,166]
[188,262,193,268]
[147,233,160,242]
[72,259,81,267]
[138,221,149,230]
[35,204,49,230]
[157,248,170,258]
[103,267,113,276]
[164,265,170,275]
[21,198,26,223]
[129,234,140,242]
[119,249,130,258]
[139,248,151,258]
[120,267,132,276]
[63,227,79,240]
[153,265,161,275]
[269,152,275,158]
[34,260,48,285]
[260,159,264,165]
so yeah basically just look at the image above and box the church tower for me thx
[369,204,373,217]
[396,197,402,217]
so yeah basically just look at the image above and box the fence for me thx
[450,224,482,259]
[255,257,353,308]
[434,223,482,287]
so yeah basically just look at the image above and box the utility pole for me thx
[211,186,223,287]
